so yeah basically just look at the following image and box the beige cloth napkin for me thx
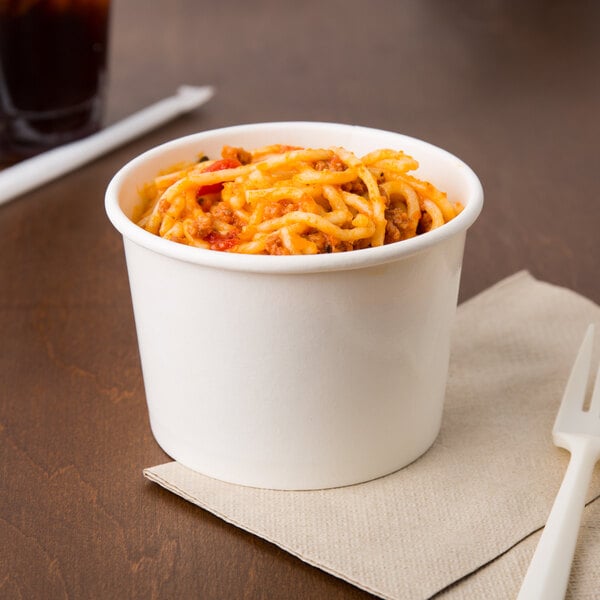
[144,271,600,599]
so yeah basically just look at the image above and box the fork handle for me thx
[517,437,600,600]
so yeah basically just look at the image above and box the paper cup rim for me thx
[105,121,483,274]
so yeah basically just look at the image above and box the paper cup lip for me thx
[105,121,484,274]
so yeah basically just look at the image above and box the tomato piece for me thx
[196,158,241,197]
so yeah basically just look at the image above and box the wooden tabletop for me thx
[2,1,599,598]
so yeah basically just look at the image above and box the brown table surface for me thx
[2,1,599,598]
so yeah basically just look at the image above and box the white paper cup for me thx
[105,122,483,490]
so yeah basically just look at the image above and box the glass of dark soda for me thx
[0,0,111,162]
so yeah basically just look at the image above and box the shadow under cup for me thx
[0,0,110,161]
[105,122,484,490]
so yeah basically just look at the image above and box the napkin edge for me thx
[143,465,395,600]
[457,269,533,312]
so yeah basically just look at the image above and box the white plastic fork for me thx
[517,324,600,600]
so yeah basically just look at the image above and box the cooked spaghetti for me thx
[135,144,461,255]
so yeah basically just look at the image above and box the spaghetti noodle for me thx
[135,144,462,255]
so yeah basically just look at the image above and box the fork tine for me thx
[553,324,595,432]
[589,361,600,416]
